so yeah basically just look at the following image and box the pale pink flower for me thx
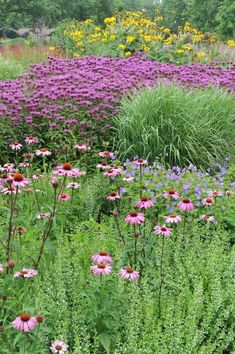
[96,162,111,170]
[208,190,223,198]
[12,173,30,188]
[177,198,195,211]
[19,162,30,168]
[225,190,233,197]
[106,191,120,201]
[0,163,15,172]
[154,225,172,237]
[202,197,215,206]
[164,214,182,224]
[25,136,38,144]
[99,151,115,159]
[0,264,3,272]
[75,143,90,151]
[17,226,27,234]
[124,211,145,225]
[135,196,154,209]
[91,263,112,275]
[2,186,21,195]
[67,182,80,189]
[32,173,43,180]
[119,267,139,281]
[12,313,37,332]
[50,340,69,353]
[53,163,81,177]
[14,268,38,278]
[36,212,51,219]
[132,159,148,167]
[35,148,52,156]
[103,168,119,178]
[92,251,113,264]
[200,215,216,222]
[123,175,134,182]
[23,153,34,159]
[57,193,71,202]
[163,189,180,200]
[10,142,22,151]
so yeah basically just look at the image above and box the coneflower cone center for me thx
[126,267,134,273]
[13,173,24,182]
[55,345,63,350]
[98,263,106,269]
[130,212,138,217]
[182,198,190,203]
[99,251,108,256]
[20,313,30,321]
[63,163,72,170]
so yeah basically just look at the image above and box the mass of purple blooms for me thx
[0,55,234,139]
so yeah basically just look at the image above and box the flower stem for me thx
[158,235,165,318]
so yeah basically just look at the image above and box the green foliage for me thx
[216,0,235,38]
[31,223,235,353]
[0,56,25,80]
[114,84,235,167]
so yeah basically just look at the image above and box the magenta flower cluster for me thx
[0,55,234,141]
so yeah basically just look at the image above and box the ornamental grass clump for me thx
[115,84,235,167]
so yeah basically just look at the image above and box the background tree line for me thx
[0,0,234,37]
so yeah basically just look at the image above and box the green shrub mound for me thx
[115,84,235,167]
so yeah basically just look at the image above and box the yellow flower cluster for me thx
[61,11,234,63]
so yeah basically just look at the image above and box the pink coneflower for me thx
[5,261,16,268]
[96,162,111,170]
[50,340,69,353]
[10,142,22,151]
[200,215,216,222]
[91,263,112,275]
[163,188,180,200]
[36,212,51,219]
[75,143,90,151]
[57,193,71,202]
[208,190,223,198]
[106,191,120,201]
[0,163,15,172]
[124,211,145,225]
[17,226,26,234]
[35,148,52,156]
[67,182,80,189]
[202,197,215,206]
[99,151,115,159]
[12,313,37,332]
[14,268,38,278]
[32,173,43,180]
[154,225,172,237]
[0,264,3,272]
[2,186,21,194]
[164,214,182,224]
[23,153,34,159]
[25,136,38,144]
[177,198,195,211]
[36,315,45,323]
[132,159,148,167]
[119,267,139,281]
[103,168,119,178]
[19,162,30,168]
[53,163,81,177]
[135,196,154,209]
[123,175,134,182]
[12,173,30,188]
[91,251,113,264]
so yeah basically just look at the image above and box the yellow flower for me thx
[49,47,55,51]
[227,39,235,48]
[156,16,163,21]
[142,35,151,42]
[119,44,126,50]
[163,28,170,34]
[164,37,173,45]
[101,38,108,43]
[126,36,135,44]
[95,26,101,32]
[124,51,132,57]
[84,19,93,25]
[192,34,204,42]
[104,17,116,25]
[176,49,185,54]
[183,43,193,51]
[74,53,80,58]
[142,44,150,52]
[109,34,116,41]
[195,51,205,58]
